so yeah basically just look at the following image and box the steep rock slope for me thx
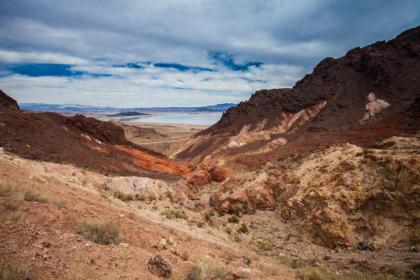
[176,26,420,164]
[0,90,19,110]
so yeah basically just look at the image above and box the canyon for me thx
[0,26,419,280]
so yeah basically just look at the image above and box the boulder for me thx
[147,255,172,278]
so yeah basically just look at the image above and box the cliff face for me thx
[176,26,420,163]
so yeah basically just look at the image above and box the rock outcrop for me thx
[147,255,172,278]
[0,90,19,110]
[176,26,420,164]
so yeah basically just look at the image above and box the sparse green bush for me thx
[227,215,239,224]
[23,191,48,203]
[204,210,215,226]
[0,263,29,280]
[0,184,15,197]
[75,219,120,245]
[237,223,248,234]
[257,263,280,276]
[186,261,228,280]
[0,211,22,222]
[256,239,273,252]
[161,209,188,220]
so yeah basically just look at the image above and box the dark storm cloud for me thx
[0,0,419,106]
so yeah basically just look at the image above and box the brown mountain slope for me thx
[176,26,420,165]
[0,91,213,184]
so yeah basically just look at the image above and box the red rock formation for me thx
[177,26,420,164]
[0,91,211,184]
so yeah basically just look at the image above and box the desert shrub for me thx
[52,200,67,209]
[3,200,19,211]
[181,251,189,261]
[186,261,228,280]
[255,239,273,252]
[237,223,248,234]
[113,191,134,201]
[75,219,120,245]
[23,191,48,203]
[227,215,239,224]
[0,183,15,197]
[161,209,188,220]
[296,266,397,280]
[257,263,280,276]
[0,263,29,280]
[188,219,205,228]
[204,210,215,225]
[222,251,235,262]
[0,211,22,222]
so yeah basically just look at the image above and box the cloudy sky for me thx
[0,0,419,107]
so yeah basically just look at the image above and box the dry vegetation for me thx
[74,219,120,245]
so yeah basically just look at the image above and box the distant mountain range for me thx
[20,102,236,114]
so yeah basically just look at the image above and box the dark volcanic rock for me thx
[203,26,420,137]
[176,26,420,163]
[0,90,20,110]
[147,255,172,278]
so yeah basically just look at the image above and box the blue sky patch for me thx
[209,52,262,71]
[9,63,83,77]
[113,62,145,69]
[8,63,111,77]
[153,62,213,72]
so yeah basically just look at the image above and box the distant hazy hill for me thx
[20,103,236,114]
[106,111,150,117]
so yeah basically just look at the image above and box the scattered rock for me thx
[147,255,172,278]
[120,242,129,248]
[41,241,52,248]
[155,238,167,250]
[241,256,251,266]
[357,241,374,251]
[233,267,253,279]
[168,236,175,245]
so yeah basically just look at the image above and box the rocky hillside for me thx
[210,136,420,249]
[176,26,420,164]
[0,90,19,110]
[0,91,214,185]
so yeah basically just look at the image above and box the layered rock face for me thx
[210,136,420,248]
[176,26,420,163]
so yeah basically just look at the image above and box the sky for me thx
[0,0,419,107]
